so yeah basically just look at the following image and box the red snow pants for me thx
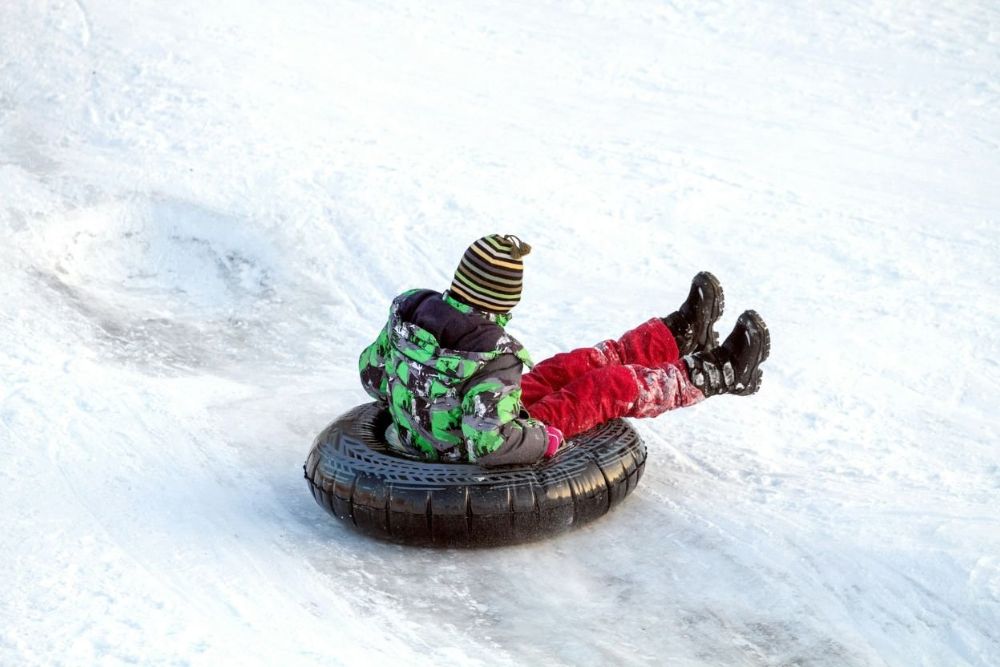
[522,318,705,438]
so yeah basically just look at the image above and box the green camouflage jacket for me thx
[359,289,548,466]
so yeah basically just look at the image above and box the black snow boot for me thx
[663,271,725,356]
[684,310,770,397]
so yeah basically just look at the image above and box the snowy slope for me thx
[2,0,998,664]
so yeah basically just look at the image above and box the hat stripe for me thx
[483,235,514,252]
[455,271,522,302]
[450,283,517,311]
[454,271,521,301]
[462,250,524,280]
[472,237,524,266]
[470,243,523,271]
[478,236,517,257]
[459,257,523,287]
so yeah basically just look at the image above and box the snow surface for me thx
[2,0,999,664]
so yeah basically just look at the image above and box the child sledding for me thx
[360,234,770,467]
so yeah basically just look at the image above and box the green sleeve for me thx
[359,325,391,402]
[460,356,548,466]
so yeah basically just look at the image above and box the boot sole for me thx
[736,309,770,395]
[693,271,725,350]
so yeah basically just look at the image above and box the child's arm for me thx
[461,355,548,466]
[358,325,391,402]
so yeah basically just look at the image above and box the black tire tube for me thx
[304,402,648,547]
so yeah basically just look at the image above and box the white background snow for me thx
[2,0,998,665]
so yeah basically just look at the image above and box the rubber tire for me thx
[304,402,647,547]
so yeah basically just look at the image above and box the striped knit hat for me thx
[449,234,532,314]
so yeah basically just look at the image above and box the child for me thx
[359,234,770,467]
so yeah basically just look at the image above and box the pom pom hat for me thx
[449,234,532,314]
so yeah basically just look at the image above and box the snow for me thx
[2,0,998,664]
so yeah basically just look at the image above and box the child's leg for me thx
[527,359,704,438]
[522,318,680,407]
